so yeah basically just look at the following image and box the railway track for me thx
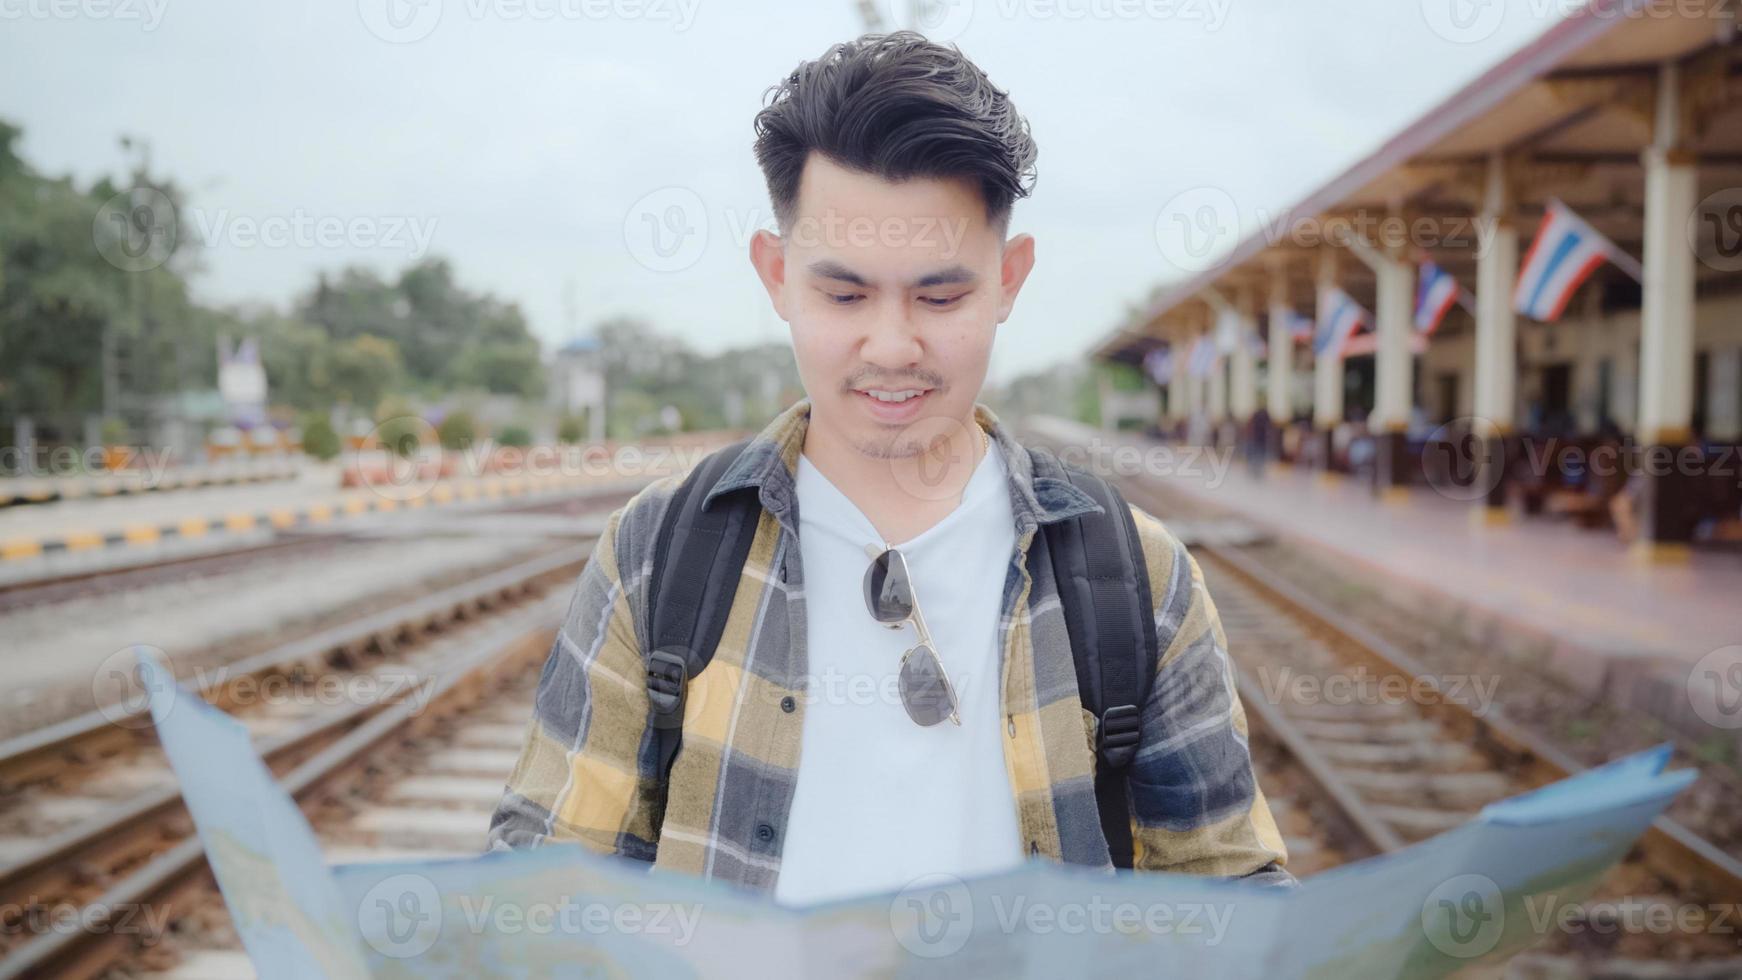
[0,543,594,979]
[1012,423,1742,969]
[126,655,551,977]
[10,423,1741,974]
[1011,422,1742,963]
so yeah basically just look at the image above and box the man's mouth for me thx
[851,385,936,423]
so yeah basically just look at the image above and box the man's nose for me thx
[859,301,924,369]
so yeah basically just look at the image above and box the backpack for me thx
[642,437,1159,868]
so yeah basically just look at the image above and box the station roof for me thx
[1096,4,1742,363]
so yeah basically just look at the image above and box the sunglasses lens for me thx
[899,645,955,726]
[863,549,913,623]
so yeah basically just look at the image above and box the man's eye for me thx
[920,295,964,308]
[826,293,863,305]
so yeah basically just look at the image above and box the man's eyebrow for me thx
[804,260,979,289]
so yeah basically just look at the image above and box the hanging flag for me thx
[1513,198,1644,322]
[1187,335,1219,378]
[1284,310,1315,344]
[1313,288,1369,358]
[1343,331,1428,358]
[1414,260,1463,335]
[1142,346,1173,385]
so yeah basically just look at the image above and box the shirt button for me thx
[756,823,775,843]
[780,695,796,713]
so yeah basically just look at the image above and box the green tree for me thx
[437,411,475,450]
[330,335,402,413]
[299,412,340,460]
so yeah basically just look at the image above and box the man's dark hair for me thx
[752,31,1038,237]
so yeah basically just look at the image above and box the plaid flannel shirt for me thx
[488,398,1291,892]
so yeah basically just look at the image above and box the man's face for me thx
[750,152,1035,459]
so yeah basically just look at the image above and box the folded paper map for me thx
[138,652,1695,978]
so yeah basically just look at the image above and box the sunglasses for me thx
[861,544,962,727]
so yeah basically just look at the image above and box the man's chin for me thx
[848,430,929,461]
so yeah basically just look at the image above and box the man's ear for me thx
[996,232,1036,325]
[749,228,788,321]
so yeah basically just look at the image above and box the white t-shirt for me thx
[773,444,1025,907]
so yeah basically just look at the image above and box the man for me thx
[489,30,1291,904]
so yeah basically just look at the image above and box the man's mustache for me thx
[841,368,946,390]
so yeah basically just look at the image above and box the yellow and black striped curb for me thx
[0,472,594,562]
[0,462,301,508]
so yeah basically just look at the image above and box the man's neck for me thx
[801,409,988,547]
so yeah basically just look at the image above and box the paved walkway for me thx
[1043,421,1740,667]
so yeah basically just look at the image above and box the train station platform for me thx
[0,456,301,508]
[1047,422,1740,671]
[0,465,643,585]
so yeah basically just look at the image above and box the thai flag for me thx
[1513,198,1643,322]
[1188,335,1219,378]
[1313,288,1368,358]
[1284,310,1315,344]
[1414,261,1461,335]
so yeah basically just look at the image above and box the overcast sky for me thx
[0,0,1567,382]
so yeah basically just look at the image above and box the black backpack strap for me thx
[645,438,760,788]
[1031,448,1158,870]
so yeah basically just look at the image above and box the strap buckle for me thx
[647,649,689,726]
[1097,704,1141,769]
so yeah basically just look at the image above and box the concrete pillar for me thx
[1634,60,1701,560]
[1711,348,1742,442]
[1312,250,1344,470]
[1207,342,1228,427]
[1472,152,1518,522]
[1185,329,1205,439]
[1372,259,1414,432]
[1097,368,1116,433]
[1637,179,1697,442]
[1267,271,1293,426]
[1371,244,1416,499]
[1168,331,1189,428]
[1229,290,1259,425]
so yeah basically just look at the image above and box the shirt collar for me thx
[702,398,1103,534]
